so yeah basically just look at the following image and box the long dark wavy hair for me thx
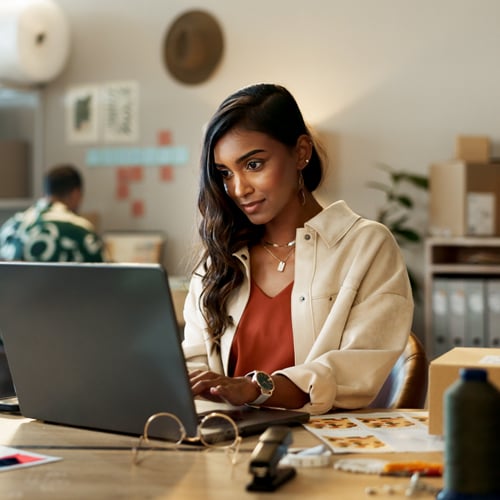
[196,83,324,349]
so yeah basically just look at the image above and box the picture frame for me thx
[65,85,99,144]
[103,80,139,143]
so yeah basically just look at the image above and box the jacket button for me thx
[299,296,306,302]
[304,234,311,240]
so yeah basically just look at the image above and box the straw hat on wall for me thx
[163,10,224,85]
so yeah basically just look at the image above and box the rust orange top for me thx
[228,280,295,377]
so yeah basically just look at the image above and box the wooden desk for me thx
[0,413,443,499]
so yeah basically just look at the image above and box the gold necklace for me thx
[261,245,295,272]
[264,239,296,248]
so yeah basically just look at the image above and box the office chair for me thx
[369,332,428,409]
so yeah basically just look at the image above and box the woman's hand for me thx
[189,370,259,406]
[189,370,310,409]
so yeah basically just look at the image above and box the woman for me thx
[183,83,413,415]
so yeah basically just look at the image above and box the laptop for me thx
[0,261,309,439]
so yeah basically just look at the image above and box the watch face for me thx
[256,372,274,391]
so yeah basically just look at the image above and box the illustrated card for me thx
[304,411,443,454]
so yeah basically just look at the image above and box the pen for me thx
[380,460,443,477]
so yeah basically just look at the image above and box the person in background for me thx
[0,164,105,262]
[183,83,414,415]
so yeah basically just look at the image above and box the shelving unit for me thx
[425,237,500,359]
[0,85,43,213]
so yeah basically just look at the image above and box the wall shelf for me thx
[0,87,43,213]
[425,237,500,359]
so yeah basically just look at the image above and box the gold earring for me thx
[298,171,306,206]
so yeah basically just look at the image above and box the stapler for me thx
[246,425,296,492]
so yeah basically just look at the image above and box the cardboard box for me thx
[429,160,500,236]
[103,232,165,263]
[0,140,30,198]
[428,347,500,435]
[455,135,490,163]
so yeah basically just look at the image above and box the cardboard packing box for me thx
[455,135,490,163]
[428,347,500,435]
[429,160,500,237]
[0,140,30,198]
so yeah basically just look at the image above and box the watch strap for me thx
[248,393,272,405]
[246,370,273,406]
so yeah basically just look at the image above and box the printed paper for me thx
[305,411,444,454]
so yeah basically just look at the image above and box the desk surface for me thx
[0,411,443,499]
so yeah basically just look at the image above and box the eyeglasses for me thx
[132,411,242,467]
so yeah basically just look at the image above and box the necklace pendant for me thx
[277,260,286,272]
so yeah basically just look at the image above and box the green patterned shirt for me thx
[0,199,105,262]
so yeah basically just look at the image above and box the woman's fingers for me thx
[188,371,257,405]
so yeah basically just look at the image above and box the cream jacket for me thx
[182,201,414,415]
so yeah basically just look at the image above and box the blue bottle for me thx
[437,368,500,500]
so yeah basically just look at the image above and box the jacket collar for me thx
[304,200,362,248]
[233,200,362,262]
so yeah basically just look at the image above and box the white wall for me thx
[42,0,500,338]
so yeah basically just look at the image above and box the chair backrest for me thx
[369,332,428,409]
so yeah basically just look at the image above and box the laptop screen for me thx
[0,262,200,437]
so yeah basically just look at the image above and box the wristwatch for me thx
[246,371,275,406]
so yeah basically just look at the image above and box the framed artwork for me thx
[103,80,139,143]
[65,85,99,144]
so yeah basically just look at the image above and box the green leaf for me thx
[373,163,429,190]
[391,172,403,184]
[402,174,429,189]
[378,208,389,222]
[366,181,392,194]
[374,163,394,173]
[395,195,413,208]
[386,214,409,228]
[392,227,421,242]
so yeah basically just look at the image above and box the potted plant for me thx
[367,163,429,300]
